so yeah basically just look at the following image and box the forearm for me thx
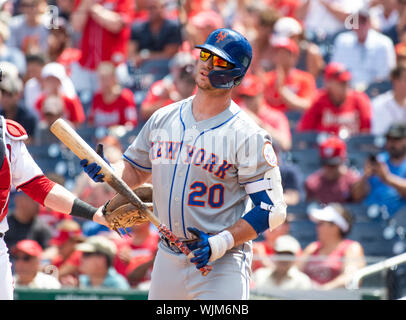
[351,175,370,201]
[89,4,125,34]
[199,219,258,264]
[320,273,349,290]
[279,87,312,111]
[119,158,152,189]
[322,251,366,290]
[382,173,406,198]
[71,3,90,32]
[295,0,310,21]
[322,2,350,22]
[43,183,79,214]
[226,219,258,247]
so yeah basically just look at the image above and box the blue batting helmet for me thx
[195,28,252,89]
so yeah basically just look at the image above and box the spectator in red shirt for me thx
[305,136,361,204]
[298,204,366,289]
[88,61,138,128]
[114,222,159,288]
[43,219,85,287]
[297,62,372,138]
[35,62,85,126]
[237,73,292,151]
[70,0,133,93]
[272,17,325,80]
[264,37,317,112]
[140,52,196,122]
[265,0,301,18]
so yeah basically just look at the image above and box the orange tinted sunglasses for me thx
[200,50,231,68]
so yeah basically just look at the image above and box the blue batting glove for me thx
[80,144,110,183]
[187,227,212,270]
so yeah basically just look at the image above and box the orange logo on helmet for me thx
[216,31,228,43]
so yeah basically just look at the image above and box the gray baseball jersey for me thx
[124,96,274,238]
[123,96,277,299]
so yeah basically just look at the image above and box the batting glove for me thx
[187,227,235,270]
[80,144,111,183]
[187,227,212,269]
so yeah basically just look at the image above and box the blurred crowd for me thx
[2,0,406,295]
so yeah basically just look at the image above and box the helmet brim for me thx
[195,44,236,65]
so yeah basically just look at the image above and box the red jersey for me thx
[265,0,301,18]
[303,239,356,285]
[35,94,85,125]
[51,250,82,269]
[297,89,372,136]
[239,104,292,145]
[56,48,82,76]
[74,0,132,70]
[258,104,292,142]
[113,231,159,277]
[305,167,361,203]
[88,88,138,127]
[142,79,174,110]
[38,205,72,229]
[264,68,316,112]
[141,79,197,112]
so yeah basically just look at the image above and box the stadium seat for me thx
[287,148,321,178]
[291,131,322,150]
[287,202,320,220]
[349,221,385,242]
[118,129,140,149]
[365,80,392,99]
[362,239,397,257]
[34,127,61,146]
[289,219,317,249]
[78,89,93,115]
[391,206,406,228]
[286,202,309,219]
[348,221,396,257]
[345,134,386,154]
[347,151,367,171]
[342,203,372,222]
[285,111,303,131]
[346,134,386,170]
[28,144,62,159]
[138,59,170,92]
[34,158,61,174]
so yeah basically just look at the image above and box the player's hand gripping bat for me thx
[50,118,212,276]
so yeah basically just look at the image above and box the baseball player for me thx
[0,115,107,299]
[83,28,287,299]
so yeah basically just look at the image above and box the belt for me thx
[160,236,198,254]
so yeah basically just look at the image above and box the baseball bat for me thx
[50,118,212,276]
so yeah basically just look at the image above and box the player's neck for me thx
[192,89,232,122]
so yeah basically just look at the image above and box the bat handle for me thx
[158,224,213,276]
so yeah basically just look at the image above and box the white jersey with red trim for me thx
[0,116,43,233]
